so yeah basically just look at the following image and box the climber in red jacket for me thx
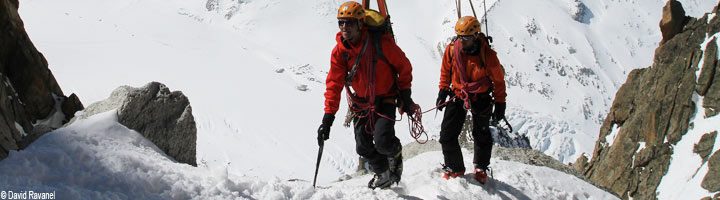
[437,16,507,184]
[316,1,415,189]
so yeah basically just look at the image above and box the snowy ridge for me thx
[14,0,718,193]
[0,112,617,199]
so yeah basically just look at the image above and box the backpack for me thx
[342,9,399,90]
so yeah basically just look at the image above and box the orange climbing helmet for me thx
[455,16,481,36]
[337,1,365,23]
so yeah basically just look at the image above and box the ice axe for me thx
[312,137,324,188]
[491,116,513,133]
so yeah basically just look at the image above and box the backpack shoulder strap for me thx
[345,38,370,86]
[447,40,456,83]
[372,34,400,93]
[372,34,395,72]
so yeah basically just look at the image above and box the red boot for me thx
[474,168,488,184]
[441,165,464,179]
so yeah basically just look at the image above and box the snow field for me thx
[1,111,616,199]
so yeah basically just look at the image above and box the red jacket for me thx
[439,37,506,102]
[324,30,413,114]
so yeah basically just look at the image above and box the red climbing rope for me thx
[406,104,427,144]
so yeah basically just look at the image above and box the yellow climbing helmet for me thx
[455,16,482,36]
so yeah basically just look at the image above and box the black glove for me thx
[399,89,416,115]
[317,113,335,145]
[436,89,451,111]
[493,102,506,123]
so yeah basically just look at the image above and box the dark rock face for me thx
[74,82,197,166]
[61,93,83,120]
[1,0,83,160]
[579,1,720,199]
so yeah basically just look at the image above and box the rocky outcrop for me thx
[698,34,720,117]
[695,131,717,162]
[571,0,593,24]
[701,45,720,117]
[578,1,720,199]
[703,150,720,192]
[572,153,589,174]
[659,0,689,44]
[72,82,197,166]
[1,0,83,160]
[61,93,83,120]
[490,124,532,149]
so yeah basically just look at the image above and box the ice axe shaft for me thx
[312,139,324,188]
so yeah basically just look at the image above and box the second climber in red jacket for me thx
[436,16,507,184]
[316,1,416,189]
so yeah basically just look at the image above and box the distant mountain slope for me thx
[191,0,718,163]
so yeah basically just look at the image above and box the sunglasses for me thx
[338,19,358,27]
[458,35,474,41]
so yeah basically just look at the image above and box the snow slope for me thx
[14,0,718,190]
[0,111,617,199]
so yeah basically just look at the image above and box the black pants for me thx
[354,102,402,174]
[439,94,493,172]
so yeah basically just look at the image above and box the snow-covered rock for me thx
[72,82,197,166]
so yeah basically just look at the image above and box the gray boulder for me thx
[73,82,197,166]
